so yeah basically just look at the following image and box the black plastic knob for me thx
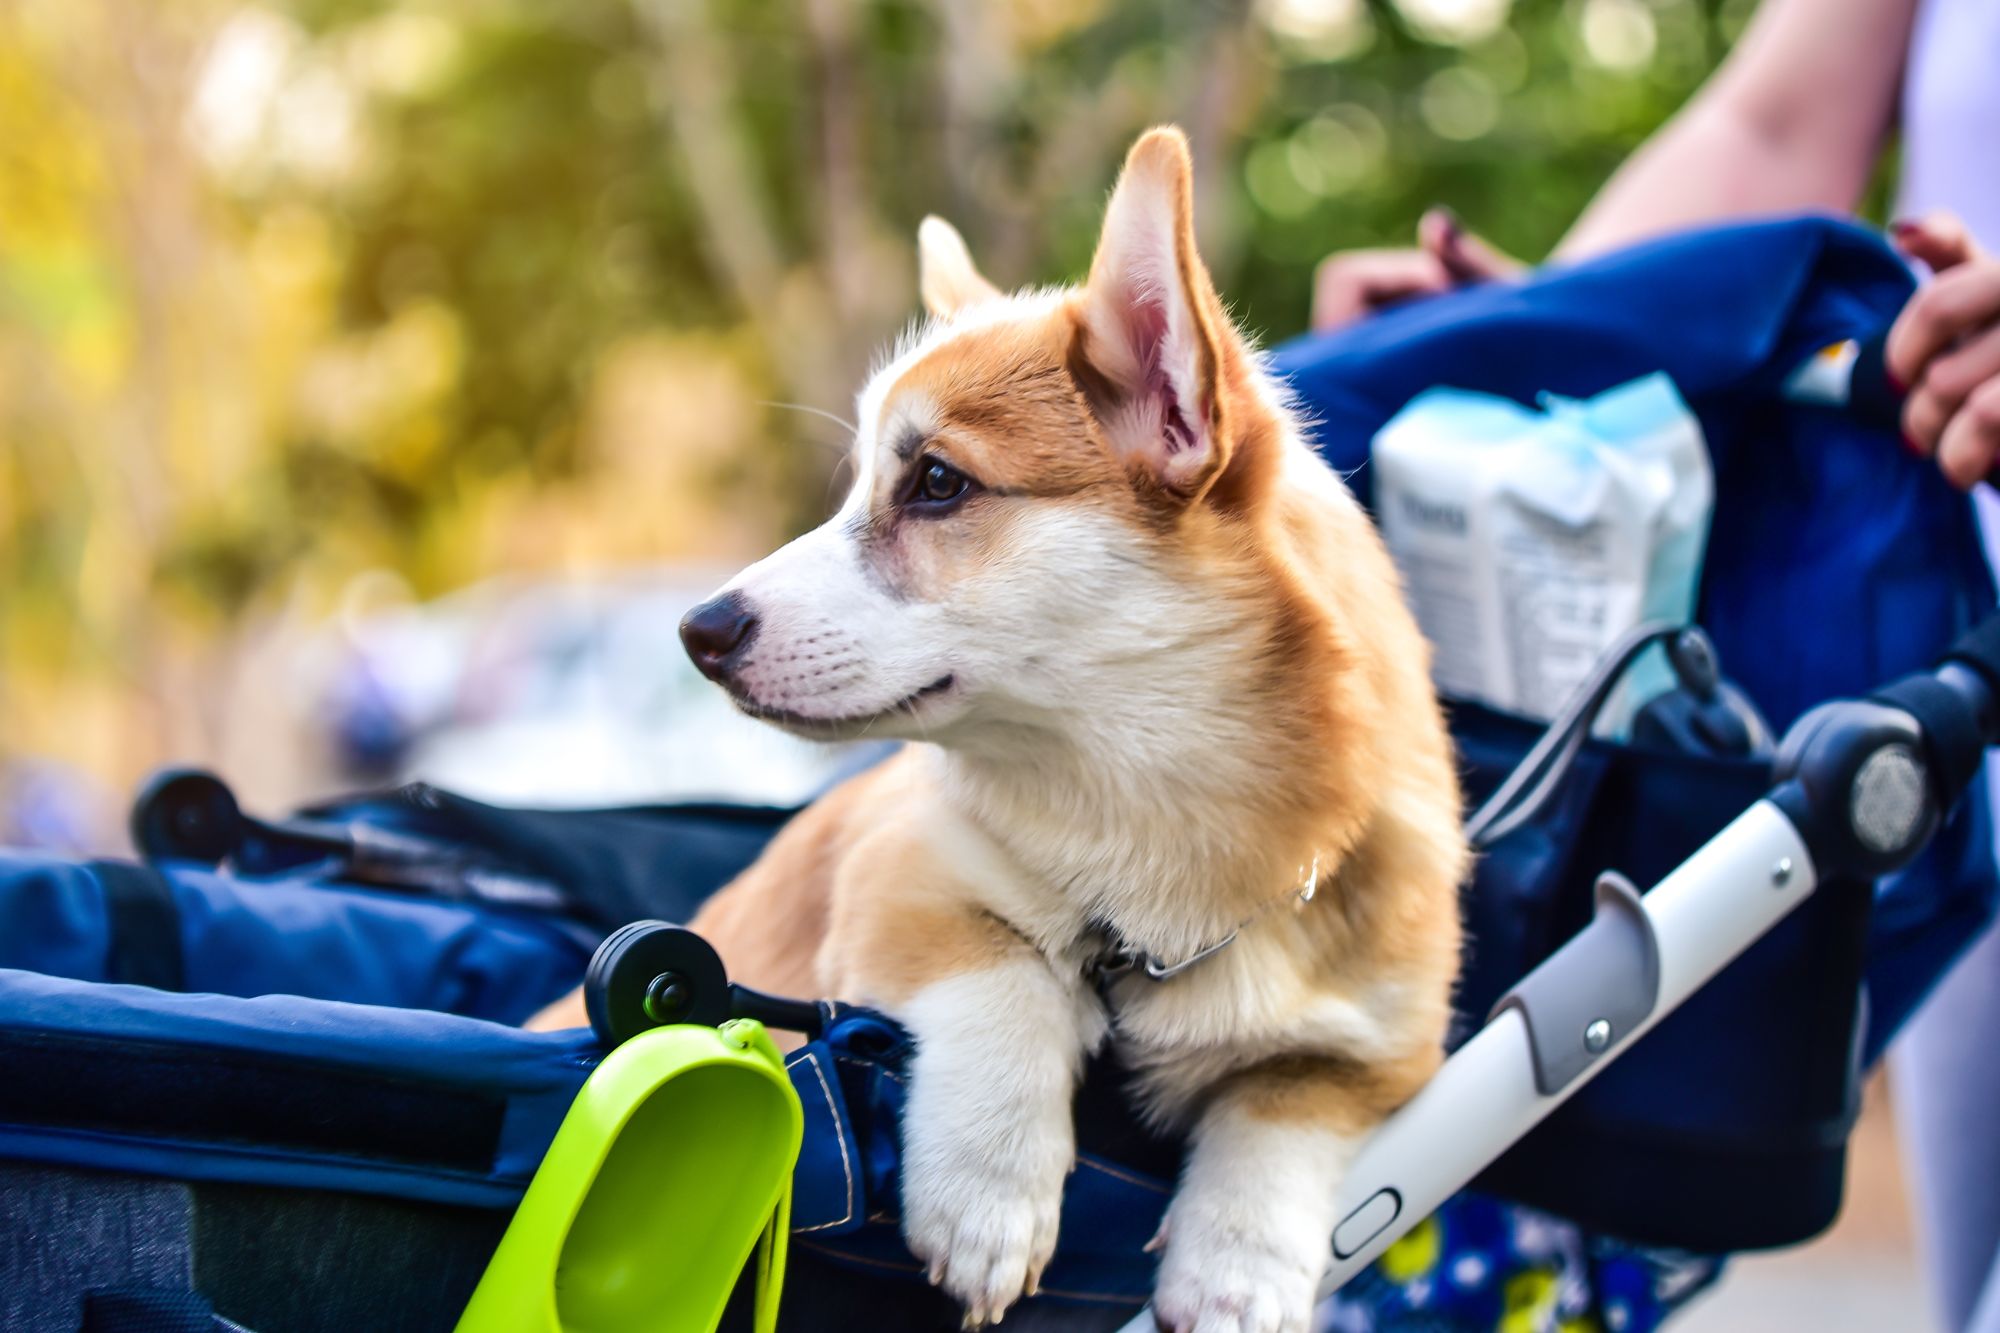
[583,921,730,1047]
[130,769,244,865]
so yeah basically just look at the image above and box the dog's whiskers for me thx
[760,400,859,440]
[896,692,938,743]
[824,453,857,511]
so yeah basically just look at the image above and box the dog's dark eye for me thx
[919,460,965,502]
[908,457,973,511]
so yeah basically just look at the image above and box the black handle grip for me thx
[730,984,825,1038]
[1945,613,2000,702]
[1942,612,2000,748]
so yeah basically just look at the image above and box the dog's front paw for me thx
[1150,1209,1323,1333]
[901,1144,1066,1326]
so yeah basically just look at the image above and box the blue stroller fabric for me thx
[2,215,1997,1332]
[1277,213,1999,1249]
[1277,212,2000,1057]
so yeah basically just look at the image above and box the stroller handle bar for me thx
[1117,611,2000,1329]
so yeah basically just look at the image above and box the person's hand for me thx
[1310,208,1521,332]
[1887,213,2000,490]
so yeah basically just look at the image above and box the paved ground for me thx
[1678,1072,1933,1331]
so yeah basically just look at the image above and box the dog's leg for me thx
[900,952,1090,1326]
[1150,1051,1435,1333]
[832,857,1096,1328]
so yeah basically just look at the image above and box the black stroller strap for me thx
[90,861,185,992]
[1465,623,1777,850]
[1464,622,1680,848]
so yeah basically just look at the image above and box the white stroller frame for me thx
[1117,622,2000,1329]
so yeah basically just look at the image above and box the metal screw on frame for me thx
[1584,1018,1612,1054]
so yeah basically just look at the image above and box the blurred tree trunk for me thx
[635,0,852,442]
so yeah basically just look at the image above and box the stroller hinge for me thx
[1486,871,1663,1096]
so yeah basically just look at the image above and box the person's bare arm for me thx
[1312,0,1919,331]
[1557,0,1919,259]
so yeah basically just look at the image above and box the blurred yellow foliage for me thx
[0,0,1740,825]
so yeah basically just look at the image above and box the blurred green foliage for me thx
[0,0,1768,782]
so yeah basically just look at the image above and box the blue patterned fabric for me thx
[1320,1197,1721,1332]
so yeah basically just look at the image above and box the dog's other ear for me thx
[918,216,1001,319]
[1076,126,1231,500]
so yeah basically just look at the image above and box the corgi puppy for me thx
[536,127,1465,1332]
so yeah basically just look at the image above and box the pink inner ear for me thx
[1117,277,1169,371]
[1155,370,1197,455]
[1117,279,1201,457]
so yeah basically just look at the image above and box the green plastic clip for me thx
[457,1019,803,1333]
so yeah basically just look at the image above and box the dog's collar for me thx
[1088,855,1320,988]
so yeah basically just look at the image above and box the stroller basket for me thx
[3,216,1997,1332]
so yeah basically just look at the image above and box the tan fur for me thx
[530,128,1466,1329]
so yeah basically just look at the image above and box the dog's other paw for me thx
[1148,1210,1323,1333]
[901,1148,1065,1327]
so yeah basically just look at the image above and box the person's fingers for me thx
[1891,212,1983,274]
[1885,261,2000,392]
[1904,382,1946,457]
[1310,208,1526,332]
[1933,379,2000,491]
[1904,324,2000,456]
[1417,208,1522,284]
[1311,249,1453,331]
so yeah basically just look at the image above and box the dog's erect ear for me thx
[1076,127,1231,500]
[918,216,1001,319]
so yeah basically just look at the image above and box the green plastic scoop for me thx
[457,1019,803,1333]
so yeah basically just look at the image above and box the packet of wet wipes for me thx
[1373,372,1713,727]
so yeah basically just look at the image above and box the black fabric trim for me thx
[90,861,186,992]
[81,1286,222,1333]
[1476,1135,1848,1253]
[0,1030,505,1174]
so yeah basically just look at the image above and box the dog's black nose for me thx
[680,592,758,681]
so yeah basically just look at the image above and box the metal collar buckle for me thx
[1088,856,1319,990]
[1095,931,1240,987]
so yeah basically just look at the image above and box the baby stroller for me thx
[3,215,1996,1333]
